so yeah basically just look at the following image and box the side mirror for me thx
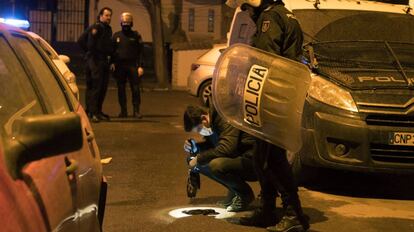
[59,54,71,64]
[5,112,83,179]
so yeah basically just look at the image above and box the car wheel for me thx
[288,151,318,185]
[198,80,212,106]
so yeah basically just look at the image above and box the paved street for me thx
[81,83,414,232]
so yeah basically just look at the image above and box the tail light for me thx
[191,63,200,71]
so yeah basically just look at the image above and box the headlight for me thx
[308,74,358,112]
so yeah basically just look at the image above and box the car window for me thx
[12,34,69,114]
[0,35,43,136]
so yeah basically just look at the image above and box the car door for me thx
[4,31,80,231]
[0,31,49,232]
[16,31,104,231]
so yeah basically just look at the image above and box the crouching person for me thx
[183,103,257,212]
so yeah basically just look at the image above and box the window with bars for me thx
[208,9,215,33]
[188,8,195,32]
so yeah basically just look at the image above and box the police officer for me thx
[85,7,113,123]
[226,0,309,231]
[112,12,144,118]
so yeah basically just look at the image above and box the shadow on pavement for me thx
[102,118,161,123]
[142,114,179,118]
[303,169,414,200]
[225,206,327,231]
[189,196,328,230]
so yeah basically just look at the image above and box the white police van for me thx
[213,0,414,183]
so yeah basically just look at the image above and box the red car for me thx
[0,23,106,231]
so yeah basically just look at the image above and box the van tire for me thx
[198,80,212,106]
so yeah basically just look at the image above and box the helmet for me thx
[120,12,133,26]
[225,0,262,8]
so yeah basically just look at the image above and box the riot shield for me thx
[212,44,311,153]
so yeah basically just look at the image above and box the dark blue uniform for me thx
[112,30,143,117]
[241,1,309,231]
[85,21,113,120]
[253,3,303,60]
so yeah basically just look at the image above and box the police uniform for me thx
[244,1,309,231]
[85,21,113,120]
[112,30,143,117]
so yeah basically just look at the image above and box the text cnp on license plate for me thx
[243,64,268,127]
[389,132,414,146]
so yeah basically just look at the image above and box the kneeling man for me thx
[183,103,257,212]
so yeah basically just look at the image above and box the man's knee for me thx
[208,158,227,174]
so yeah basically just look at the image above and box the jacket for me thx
[197,103,256,165]
[112,29,143,65]
[253,2,303,61]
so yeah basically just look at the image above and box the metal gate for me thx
[29,0,89,44]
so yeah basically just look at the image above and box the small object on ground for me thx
[182,209,219,216]
[101,157,113,164]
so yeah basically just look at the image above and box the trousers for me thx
[114,62,141,113]
[195,156,257,199]
[85,57,110,115]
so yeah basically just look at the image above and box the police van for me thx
[213,0,414,183]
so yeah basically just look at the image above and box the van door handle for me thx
[85,128,95,142]
[65,157,78,175]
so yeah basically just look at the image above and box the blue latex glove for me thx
[184,139,199,154]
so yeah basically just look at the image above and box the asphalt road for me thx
[80,83,414,232]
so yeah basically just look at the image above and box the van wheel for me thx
[288,151,318,185]
[199,80,212,106]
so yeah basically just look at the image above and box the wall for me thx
[89,0,152,42]
[181,0,223,42]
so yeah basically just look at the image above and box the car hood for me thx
[309,41,414,90]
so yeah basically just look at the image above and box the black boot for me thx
[239,207,278,228]
[239,195,277,227]
[98,112,110,121]
[133,105,142,119]
[89,114,100,123]
[118,109,127,118]
[266,206,310,232]
[133,111,143,119]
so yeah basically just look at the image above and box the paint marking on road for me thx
[174,125,184,129]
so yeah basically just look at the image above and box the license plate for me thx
[389,132,414,146]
